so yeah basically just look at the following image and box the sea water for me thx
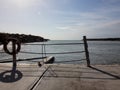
[0,40,120,65]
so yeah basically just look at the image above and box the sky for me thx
[0,0,120,40]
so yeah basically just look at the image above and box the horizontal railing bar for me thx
[22,43,84,46]
[24,59,86,62]
[0,57,46,63]
[0,60,12,63]
[17,57,47,61]
[20,51,85,54]
[55,59,86,63]
[0,58,86,63]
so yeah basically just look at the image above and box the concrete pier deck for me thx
[0,63,120,90]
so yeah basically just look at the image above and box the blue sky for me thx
[0,0,120,40]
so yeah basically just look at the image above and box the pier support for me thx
[12,41,17,67]
[83,36,90,67]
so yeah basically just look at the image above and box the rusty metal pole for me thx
[12,41,16,68]
[83,36,90,67]
[11,41,16,80]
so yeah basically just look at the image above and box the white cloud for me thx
[99,20,120,28]
[56,26,70,30]
[55,0,120,33]
[57,19,120,31]
[0,0,45,9]
[102,0,120,3]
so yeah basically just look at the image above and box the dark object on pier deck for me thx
[38,56,55,67]
[44,56,55,64]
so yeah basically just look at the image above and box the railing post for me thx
[12,41,16,67]
[83,36,90,67]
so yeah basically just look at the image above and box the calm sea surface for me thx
[0,40,120,65]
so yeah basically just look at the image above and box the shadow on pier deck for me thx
[0,63,120,90]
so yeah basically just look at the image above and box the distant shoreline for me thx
[87,38,120,41]
[0,32,49,44]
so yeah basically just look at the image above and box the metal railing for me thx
[0,36,90,67]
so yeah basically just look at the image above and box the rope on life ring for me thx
[3,38,21,55]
